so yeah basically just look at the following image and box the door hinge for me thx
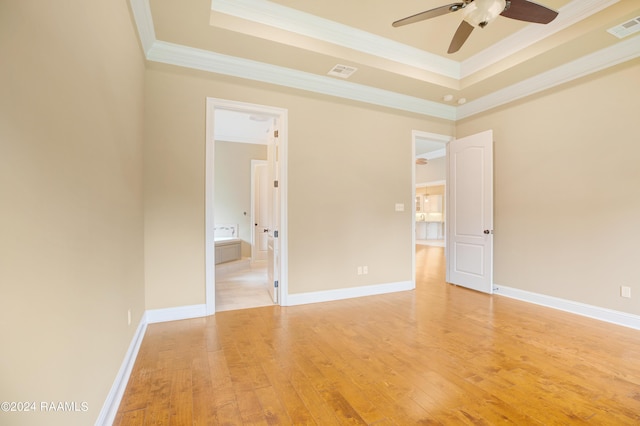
[274,130,279,138]
[274,180,279,188]
[274,280,279,288]
[274,230,279,238]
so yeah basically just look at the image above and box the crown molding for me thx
[130,0,638,122]
[210,0,619,82]
[457,35,640,119]
[417,148,447,160]
[129,0,155,55]
[211,0,460,79]
[461,0,620,77]
[148,41,457,120]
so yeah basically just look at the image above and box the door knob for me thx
[263,228,269,233]
[483,229,492,234]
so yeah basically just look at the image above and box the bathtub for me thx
[214,225,241,265]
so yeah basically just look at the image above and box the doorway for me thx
[205,98,288,314]
[416,181,446,247]
[214,140,270,312]
[412,131,452,286]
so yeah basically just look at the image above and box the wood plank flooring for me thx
[115,246,640,425]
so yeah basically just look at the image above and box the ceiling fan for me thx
[392,0,559,54]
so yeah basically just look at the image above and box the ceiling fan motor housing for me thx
[465,0,507,28]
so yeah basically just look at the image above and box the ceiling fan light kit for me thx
[392,0,559,54]
[464,0,507,28]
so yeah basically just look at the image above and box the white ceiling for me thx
[416,138,447,160]
[214,109,273,145]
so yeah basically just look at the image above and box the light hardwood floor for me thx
[115,246,640,425]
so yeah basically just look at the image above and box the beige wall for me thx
[215,141,267,257]
[143,63,454,307]
[3,2,637,420]
[457,60,640,315]
[0,1,146,425]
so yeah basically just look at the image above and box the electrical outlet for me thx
[363,266,368,274]
[621,286,631,298]
[357,266,363,275]
[127,309,132,325]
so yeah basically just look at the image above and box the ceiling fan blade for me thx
[448,20,474,54]
[500,0,558,24]
[392,3,465,28]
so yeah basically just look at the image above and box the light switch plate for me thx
[621,286,631,298]
[395,203,404,212]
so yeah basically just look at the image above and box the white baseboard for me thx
[494,285,640,331]
[97,303,209,425]
[99,283,638,425]
[285,280,414,306]
[103,279,417,424]
[95,317,147,426]
[97,282,412,423]
[145,303,207,324]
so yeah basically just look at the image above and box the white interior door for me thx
[446,130,494,293]
[252,161,268,262]
[266,119,280,303]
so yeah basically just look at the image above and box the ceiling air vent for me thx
[607,16,640,39]
[328,64,358,79]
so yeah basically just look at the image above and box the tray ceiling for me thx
[132,0,640,120]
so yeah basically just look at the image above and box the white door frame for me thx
[205,98,289,315]
[412,130,452,286]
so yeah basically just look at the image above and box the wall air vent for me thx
[607,17,640,39]
[327,64,358,79]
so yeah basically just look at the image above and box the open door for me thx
[446,130,493,294]
[266,119,280,303]
[252,161,268,262]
